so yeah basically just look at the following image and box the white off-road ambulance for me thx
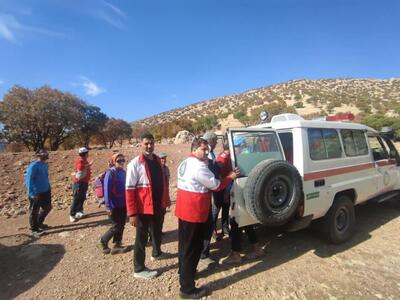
[227,113,400,243]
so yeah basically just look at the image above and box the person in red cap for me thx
[70,147,92,222]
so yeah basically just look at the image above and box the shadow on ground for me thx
[204,198,400,292]
[0,234,65,300]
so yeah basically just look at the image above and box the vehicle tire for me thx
[243,160,302,227]
[322,195,355,244]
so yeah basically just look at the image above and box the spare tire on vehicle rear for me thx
[243,159,302,227]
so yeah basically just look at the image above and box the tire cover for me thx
[243,159,302,226]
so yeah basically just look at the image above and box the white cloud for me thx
[80,76,106,97]
[0,13,66,43]
[94,1,127,30]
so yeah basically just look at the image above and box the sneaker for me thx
[179,287,209,299]
[198,257,217,269]
[97,241,111,254]
[31,230,44,238]
[110,243,129,255]
[133,268,159,280]
[221,251,242,265]
[69,215,77,223]
[75,212,85,219]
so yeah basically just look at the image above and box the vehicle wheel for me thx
[243,160,302,227]
[322,195,355,244]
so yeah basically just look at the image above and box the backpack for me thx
[94,168,116,199]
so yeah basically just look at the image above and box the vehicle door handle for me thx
[314,179,325,187]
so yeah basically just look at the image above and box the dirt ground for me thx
[0,144,399,299]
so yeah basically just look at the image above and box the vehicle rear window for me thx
[308,128,342,160]
[340,129,368,157]
[232,131,283,176]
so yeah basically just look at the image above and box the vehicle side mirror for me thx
[389,149,397,158]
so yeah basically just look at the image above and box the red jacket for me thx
[73,157,91,183]
[176,155,232,223]
[216,150,233,177]
[125,154,168,216]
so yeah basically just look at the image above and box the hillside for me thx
[133,78,400,130]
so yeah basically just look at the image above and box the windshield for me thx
[231,131,283,176]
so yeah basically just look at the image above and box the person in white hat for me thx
[69,147,92,222]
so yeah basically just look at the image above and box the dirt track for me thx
[0,198,399,299]
[0,144,399,299]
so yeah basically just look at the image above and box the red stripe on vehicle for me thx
[303,162,374,181]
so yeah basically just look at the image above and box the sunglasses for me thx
[116,159,125,163]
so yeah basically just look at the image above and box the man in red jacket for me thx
[70,147,92,223]
[126,132,168,280]
[176,137,240,299]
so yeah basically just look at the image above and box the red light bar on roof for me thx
[326,113,355,122]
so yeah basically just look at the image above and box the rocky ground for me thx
[0,144,399,299]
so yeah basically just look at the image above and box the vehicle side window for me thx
[308,128,342,160]
[368,136,389,161]
[341,130,368,157]
[278,132,293,164]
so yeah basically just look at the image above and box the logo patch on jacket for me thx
[179,161,187,177]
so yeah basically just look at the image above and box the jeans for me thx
[101,207,127,244]
[212,189,230,233]
[230,218,258,252]
[70,182,88,217]
[29,190,52,231]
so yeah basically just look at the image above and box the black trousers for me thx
[29,190,52,231]
[70,182,88,216]
[230,218,258,252]
[212,189,230,233]
[200,207,214,259]
[101,207,127,244]
[178,219,207,294]
[134,213,163,273]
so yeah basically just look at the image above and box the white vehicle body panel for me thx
[228,115,400,228]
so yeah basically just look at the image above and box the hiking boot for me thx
[150,251,169,261]
[38,223,51,230]
[69,215,77,223]
[221,251,242,265]
[222,225,230,236]
[31,230,44,238]
[97,241,111,254]
[179,287,209,299]
[133,268,159,280]
[110,243,129,255]
[244,246,266,260]
[198,257,217,269]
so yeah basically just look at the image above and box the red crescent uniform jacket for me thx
[175,155,232,223]
[125,154,168,216]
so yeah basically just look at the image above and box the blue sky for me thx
[0,0,399,122]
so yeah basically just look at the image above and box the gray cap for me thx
[35,149,48,157]
[202,131,217,141]
[159,152,167,158]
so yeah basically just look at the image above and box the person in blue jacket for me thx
[25,149,52,238]
[98,153,128,255]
